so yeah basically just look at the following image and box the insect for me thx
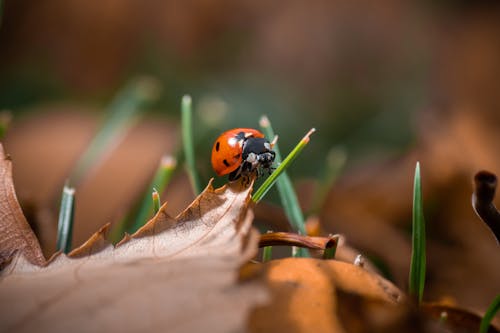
[211,128,276,181]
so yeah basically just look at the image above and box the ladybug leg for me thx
[228,166,242,182]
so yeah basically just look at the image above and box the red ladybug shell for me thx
[211,128,264,176]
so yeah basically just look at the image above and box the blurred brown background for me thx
[0,0,499,317]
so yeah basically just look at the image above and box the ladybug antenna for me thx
[270,135,279,148]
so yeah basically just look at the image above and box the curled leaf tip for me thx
[472,171,500,244]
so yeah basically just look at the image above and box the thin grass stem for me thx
[127,155,176,234]
[409,161,426,304]
[181,95,202,195]
[71,77,160,184]
[0,110,11,140]
[152,188,160,214]
[56,183,75,253]
[262,246,272,262]
[309,147,346,215]
[253,122,315,206]
[257,118,314,258]
[480,295,500,333]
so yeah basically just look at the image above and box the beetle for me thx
[211,128,276,181]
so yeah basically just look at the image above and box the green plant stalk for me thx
[322,247,336,260]
[322,243,337,260]
[71,77,160,184]
[254,124,315,206]
[262,246,272,262]
[259,116,307,235]
[127,155,176,234]
[56,184,75,253]
[181,95,202,195]
[152,188,160,214]
[309,147,346,215]
[409,161,426,304]
[0,110,11,140]
[480,295,500,333]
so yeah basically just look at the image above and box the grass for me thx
[255,119,315,258]
[70,77,159,184]
[127,155,176,234]
[309,147,346,215]
[262,238,273,262]
[0,110,11,139]
[409,161,426,304]
[56,183,75,253]
[258,116,307,235]
[181,95,202,195]
[152,188,160,214]
[252,125,315,205]
[480,295,500,333]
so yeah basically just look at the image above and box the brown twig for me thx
[472,171,500,244]
[259,232,338,250]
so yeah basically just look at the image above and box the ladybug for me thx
[211,128,276,181]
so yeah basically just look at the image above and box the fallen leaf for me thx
[249,258,404,333]
[3,108,180,255]
[421,303,500,333]
[0,143,45,268]
[0,179,267,333]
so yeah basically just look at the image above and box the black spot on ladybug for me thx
[223,159,230,167]
[215,141,220,152]
[234,153,241,159]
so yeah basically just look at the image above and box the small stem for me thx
[309,147,346,215]
[71,77,160,184]
[322,235,339,260]
[152,188,160,214]
[262,246,272,262]
[0,110,11,139]
[56,183,76,253]
[409,161,426,305]
[182,95,202,195]
[480,294,500,333]
[126,155,177,235]
[259,232,338,250]
[472,171,500,244]
[253,123,315,206]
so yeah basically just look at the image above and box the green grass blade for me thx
[258,116,314,257]
[409,161,426,304]
[56,183,75,253]
[181,95,202,195]
[309,147,346,215]
[0,110,11,140]
[262,246,273,262]
[262,230,274,262]
[126,155,176,234]
[480,295,500,333]
[152,188,160,214]
[258,116,305,234]
[71,77,160,184]
[253,121,315,206]
[322,235,339,260]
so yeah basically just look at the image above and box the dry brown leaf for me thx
[0,180,267,333]
[0,143,45,268]
[249,258,404,333]
[421,303,500,333]
[3,108,180,255]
